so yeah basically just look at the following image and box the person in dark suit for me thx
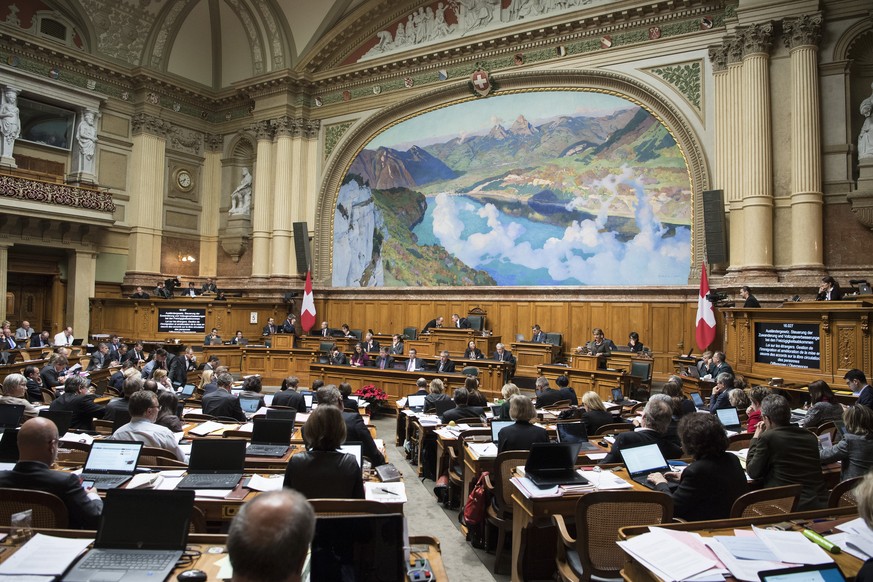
[464,340,483,360]
[388,334,404,355]
[816,275,843,301]
[440,387,484,423]
[106,336,122,363]
[181,282,199,297]
[86,343,110,371]
[40,357,67,391]
[435,350,455,373]
[280,315,298,335]
[708,372,734,412]
[555,375,578,406]
[48,376,106,431]
[123,342,146,366]
[272,376,306,410]
[421,316,444,334]
[23,365,44,403]
[846,369,873,409]
[497,395,550,454]
[599,398,682,464]
[283,404,364,499]
[129,286,150,299]
[103,376,141,423]
[230,330,247,345]
[709,352,733,379]
[740,285,761,308]
[318,321,331,338]
[585,327,617,355]
[534,376,564,407]
[262,317,278,336]
[201,278,218,294]
[402,348,423,372]
[647,413,748,521]
[338,383,360,411]
[531,324,547,343]
[493,343,515,365]
[746,394,829,511]
[154,281,172,298]
[168,347,196,387]
[0,417,103,528]
[316,386,386,466]
[424,379,452,411]
[580,391,616,434]
[204,328,222,346]
[362,332,380,353]
[409,378,429,397]
[164,276,181,295]
[820,405,873,481]
[201,373,246,422]
[451,313,471,329]
[329,346,348,366]
[627,331,645,353]
[30,331,51,348]
[374,347,394,370]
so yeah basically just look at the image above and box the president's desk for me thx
[723,300,873,393]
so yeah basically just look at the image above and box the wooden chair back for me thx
[829,476,863,508]
[592,422,634,436]
[0,488,69,529]
[730,484,803,518]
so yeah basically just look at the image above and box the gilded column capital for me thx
[304,119,320,140]
[204,133,224,152]
[739,23,775,57]
[709,44,729,72]
[253,120,275,141]
[131,113,170,138]
[782,14,822,50]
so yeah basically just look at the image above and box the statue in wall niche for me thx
[860,83,873,160]
[75,110,98,174]
[0,87,20,160]
[228,167,253,216]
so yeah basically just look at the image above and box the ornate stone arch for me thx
[313,69,711,285]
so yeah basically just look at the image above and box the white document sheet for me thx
[0,534,92,576]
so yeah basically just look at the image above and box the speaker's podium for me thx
[511,342,562,377]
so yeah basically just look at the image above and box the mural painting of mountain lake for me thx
[333,90,692,287]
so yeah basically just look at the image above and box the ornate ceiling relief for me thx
[224,0,266,74]
[149,0,189,68]
[644,61,703,117]
[324,121,355,161]
[253,0,285,69]
[79,0,156,65]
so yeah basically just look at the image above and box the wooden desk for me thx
[537,363,629,402]
[0,527,447,581]
[511,342,561,376]
[618,507,861,581]
[424,328,502,356]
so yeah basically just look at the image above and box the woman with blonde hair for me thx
[152,368,173,391]
[494,383,520,420]
[424,378,451,411]
[199,369,214,395]
[580,391,615,434]
[496,395,549,453]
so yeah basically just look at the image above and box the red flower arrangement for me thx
[355,384,387,405]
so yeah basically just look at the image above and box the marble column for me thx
[0,242,10,322]
[67,249,96,342]
[299,120,320,242]
[739,23,776,277]
[251,121,275,278]
[199,133,223,277]
[127,114,169,275]
[784,15,825,274]
[725,37,745,271]
[271,117,296,277]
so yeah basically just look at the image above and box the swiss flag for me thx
[300,271,316,333]
[695,262,716,351]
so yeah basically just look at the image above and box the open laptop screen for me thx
[689,392,704,407]
[38,409,72,436]
[239,397,261,413]
[525,443,582,474]
[758,563,847,582]
[621,443,670,476]
[187,439,246,472]
[611,388,624,402]
[96,489,194,550]
[251,418,294,444]
[311,514,407,582]
[0,404,24,429]
[303,394,313,410]
[407,394,426,409]
[84,441,143,473]
[338,442,363,467]
[491,420,513,442]
[715,407,741,427]
[179,384,196,397]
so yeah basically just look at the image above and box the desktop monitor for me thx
[310,514,407,582]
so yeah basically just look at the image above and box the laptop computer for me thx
[524,442,589,489]
[178,383,196,398]
[685,365,701,378]
[80,440,144,490]
[491,420,513,442]
[176,439,246,489]
[689,391,705,409]
[61,489,194,582]
[338,442,363,467]
[515,333,526,342]
[621,442,672,489]
[0,404,24,429]
[38,409,72,436]
[302,392,314,412]
[310,514,407,582]
[265,408,296,422]
[407,394,426,412]
[0,428,18,462]
[758,563,847,582]
[239,397,261,418]
[246,418,294,457]
[715,407,742,431]
[71,338,84,346]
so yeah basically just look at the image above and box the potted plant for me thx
[355,384,388,416]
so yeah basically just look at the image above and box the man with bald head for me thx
[227,490,315,582]
[0,417,102,528]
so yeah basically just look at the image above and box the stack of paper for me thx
[365,481,407,502]
[59,432,94,445]
[189,421,233,436]
[618,528,720,581]
[467,442,498,458]
[828,517,873,561]
[246,474,284,492]
[578,470,632,490]
[0,534,92,577]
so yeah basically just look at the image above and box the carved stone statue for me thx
[228,167,253,216]
[74,109,98,175]
[0,86,20,164]
[860,82,873,160]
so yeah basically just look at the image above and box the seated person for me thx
[746,394,828,510]
[239,375,267,409]
[0,417,103,529]
[328,345,348,366]
[820,404,873,481]
[497,395,550,454]
[201,373,246,422]
[585,327,617,355]
[439,387,484,423]
[316,385,385,466]
[745,385,770,433]
[155,390,183,433]
[424,378,452,411]
[464,340,483,360]
[647,413,748,521]
[204,328,222,345]
[627,331,644,353]
[349,342,369,367]
[152,369,173,392]
[340,324,353,338]
[421,316,444,334]
[531,324,547,343]
[283,404,364,499]
[182,282,199,297]
[226,490,314,582]
[435,350,455,373]
[129,286,149,299]
[404,348,424,372]
[410,378,428,397]
[492,343,515,364]
[49,376,105,431]
[111,391,186,461]
[534,376,564,408]
[816,275,843,301]
[709,351,733,378]
[708,372,735,412]
[0,373,38,421]
[389,334,404,355]
[231,330,247,345]
[272,376,306,410]
[852,474,873,580]
[697,350,713,376]
[104,375,142,422]
[555,375,578,406]
[661,379,695,418]
[374,347,394,370]
[23,365,44,404]
[40,356,68,392]
[465,377,488,407]
[87,343,110,371]
[579,391,615,434]
[600,398,682,464]
[338,382,359,411]
[493,383,520,421]
[728,387,750,413]
[362,332,379,353]
[199,369,217,396]
[800,380,845,428]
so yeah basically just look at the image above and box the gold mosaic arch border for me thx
[313,68,711,286]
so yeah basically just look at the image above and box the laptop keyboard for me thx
[79,551,177,570]
[81,475,131,490]
[246,445,288,457]
[177,473,242,488]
